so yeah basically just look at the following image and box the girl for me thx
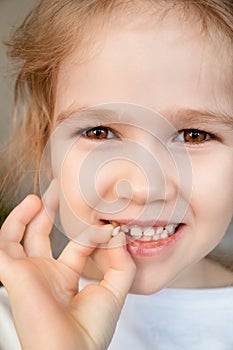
[0,0,233,349]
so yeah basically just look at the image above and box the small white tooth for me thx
[168,228,175,235]
[153,234,160,241]
[130,226,142,238]
[160,230,168,239]
[121,225,129,233]
[112,226,121,236]
[141,235,152,241]
[143,227,155,236]
[166,224,176,233]
[155,226,163,234]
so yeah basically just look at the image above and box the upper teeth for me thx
[110,222,178,240]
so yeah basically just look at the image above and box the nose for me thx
[79,137,183,215]
[116,153,177,206]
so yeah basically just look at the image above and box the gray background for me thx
[0,0,37,147]
[0,0,67,255]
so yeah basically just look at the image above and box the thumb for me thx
[70,232,136,349]
[100,231,136,304]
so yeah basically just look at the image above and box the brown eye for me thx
[183,129,207,143]
[85,126,115,140]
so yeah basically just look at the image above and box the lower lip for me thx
[126,224,185,257]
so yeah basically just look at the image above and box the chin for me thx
[129,282,165,295]
[128,270,169,295]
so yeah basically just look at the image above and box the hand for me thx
[0,181,136,350]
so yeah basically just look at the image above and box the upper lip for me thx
[101,219,181,227]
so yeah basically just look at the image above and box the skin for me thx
[0,183,136,349]
[53,14,233,294]
[0,10,232,349]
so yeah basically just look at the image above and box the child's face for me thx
[51,13,233,293]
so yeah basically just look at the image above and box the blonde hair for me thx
[1,0,233,222]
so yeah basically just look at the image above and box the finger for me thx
[58,241,95,275]
[58,224,113,274]
[0,249,14,287]
[0,195,41,242]
[24,179,59,257]
[100,232,136,303]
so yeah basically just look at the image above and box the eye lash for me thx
[70,125,221,144]
[71,124,122,140]
[176,128,220,144]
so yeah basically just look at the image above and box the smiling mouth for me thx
[100,220,181,242]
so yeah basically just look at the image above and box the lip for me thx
[126,223,185,258]
[100,218,180,228]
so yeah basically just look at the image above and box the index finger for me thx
[0,195,42,242]
[101,232,136,303]
[24,179,59,257]
[58,224,114,274]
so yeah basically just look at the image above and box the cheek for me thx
[61,158,81,207]
[57,147,115,220]
[191,151,233,229]
[58,154,97,240]
[58,157,88,239]
[53,145,90,223]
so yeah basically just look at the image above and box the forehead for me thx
[55,11,232,118]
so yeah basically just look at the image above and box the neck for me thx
[169,258,233,289]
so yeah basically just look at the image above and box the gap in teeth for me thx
[108,221,179,240]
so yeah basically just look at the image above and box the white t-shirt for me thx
[1,284,233,350]
[109,286,233,350]
[0,288,21,350]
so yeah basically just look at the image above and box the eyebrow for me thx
[55,105,233,129]
[168,108,233,129]
[55,106,119,126]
